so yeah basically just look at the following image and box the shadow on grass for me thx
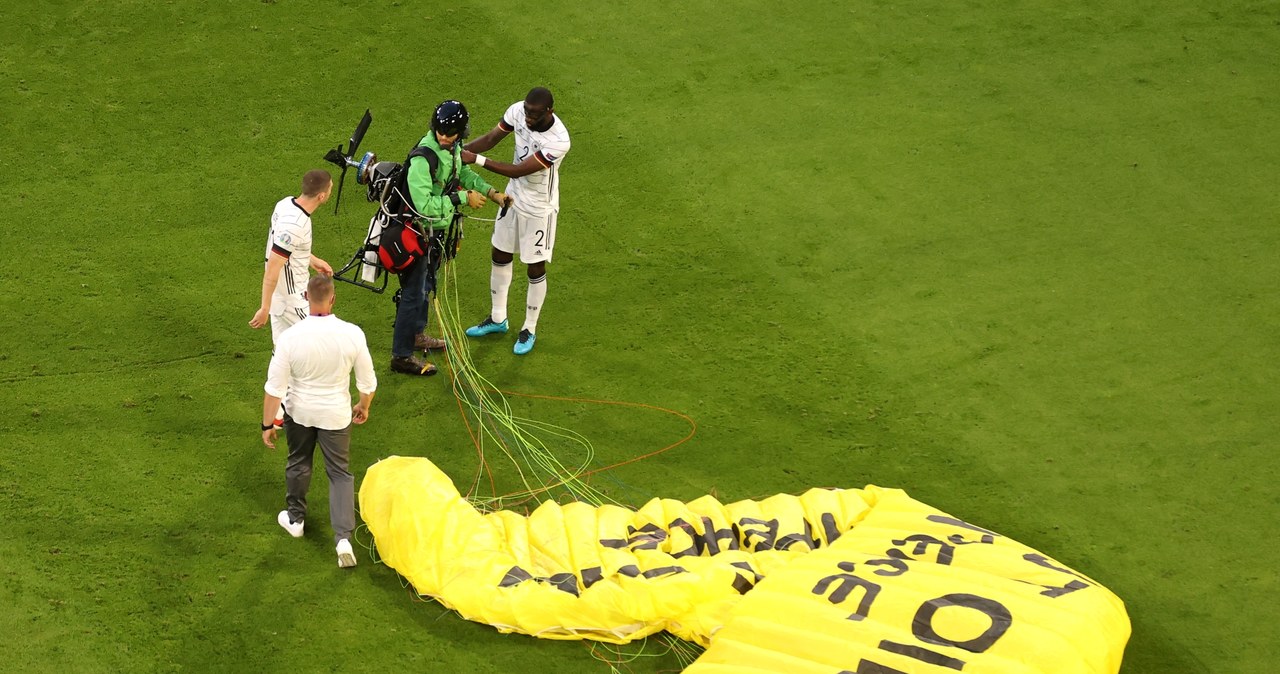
[1120,613,1211,674]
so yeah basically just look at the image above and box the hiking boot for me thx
[414,333,447,351]
[390,355,438,376]
[513,329,536,356]
[465,316,509,338]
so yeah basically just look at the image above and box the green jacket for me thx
[407,134,494,230]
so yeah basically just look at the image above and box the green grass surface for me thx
[2,1,1277,671]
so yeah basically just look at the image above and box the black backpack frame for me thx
[333,143,464,293]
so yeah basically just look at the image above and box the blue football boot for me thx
[465,316,509,338]
[513,329,536,355]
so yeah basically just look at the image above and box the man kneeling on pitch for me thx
[260,275,376,568]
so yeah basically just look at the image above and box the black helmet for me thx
[432,100,469,139]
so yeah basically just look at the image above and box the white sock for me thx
[523,273,547,333]
[490,261,513,323]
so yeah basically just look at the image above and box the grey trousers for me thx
[283,417,355,545]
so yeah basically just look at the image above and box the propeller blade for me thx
[349,110,372,157]
[333,165,349,215]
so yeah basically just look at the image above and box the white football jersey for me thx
[264,197,313,314]
[500,101,570,216]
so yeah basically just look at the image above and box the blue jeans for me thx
[391,253,437,357]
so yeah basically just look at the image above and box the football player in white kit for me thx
[461,87,570,355]
[249,169,334,341]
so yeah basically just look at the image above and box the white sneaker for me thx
[277,510,304,538]
[336,539,357,568]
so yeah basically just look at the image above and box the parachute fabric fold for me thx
[684,487,1130,673]
[359,455,877,643]
[359,456,1130,672]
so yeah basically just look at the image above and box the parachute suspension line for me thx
[662,634,706,670]
[425,253,698,511]
[493,390,698,480]
[431,258,613,510]
[433,259,542,503]
[586,633,701,673]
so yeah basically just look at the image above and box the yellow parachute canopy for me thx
[359,456,1129,671]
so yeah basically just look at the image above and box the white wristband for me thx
[475,154,487,168]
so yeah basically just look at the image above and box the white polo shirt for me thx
[264,314,377,431]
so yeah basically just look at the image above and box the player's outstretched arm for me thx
[461,151,548,179]
[250,254,287,329]
[464,125,511,153]
[309,256,332,277]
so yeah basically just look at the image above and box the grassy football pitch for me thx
[1,1,1277,671]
